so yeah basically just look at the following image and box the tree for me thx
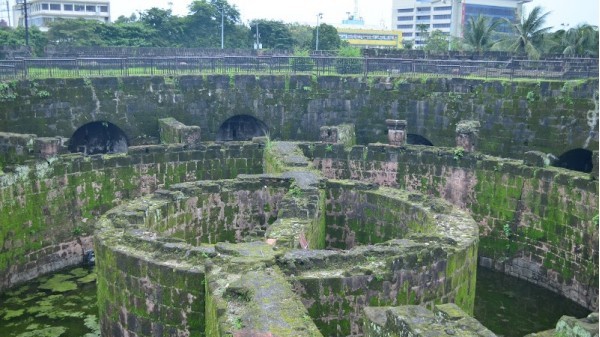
[288,23,313,50]
[462,15,502,52]
[0,26,47,56]
[550,24,599,57]
[47,19,105,46]
[249,20,293,50]
[416,23,429,48]
[185,0,243,48]
[138,8,186,47]
[312,23,340,51]
[504,6,552,59]
[424,30,449,53]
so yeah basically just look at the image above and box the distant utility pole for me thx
[16,0,29,47]
[6,0,10,27]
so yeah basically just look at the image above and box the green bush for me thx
[290,49,314,72]
[335,46,363,74]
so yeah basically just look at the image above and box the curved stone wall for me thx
[94,170,479,336]
[0,143,263,292]
[0,76,596,160]
[308,143,599,310]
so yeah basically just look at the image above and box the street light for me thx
[254,22,261,49]
[16,0,29,47]
[315,13,323,51]
[217,6,224,49]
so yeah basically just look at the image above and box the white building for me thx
[13,0,110,31]
[392,0,531,47]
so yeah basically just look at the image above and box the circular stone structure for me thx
[94,143,479,337]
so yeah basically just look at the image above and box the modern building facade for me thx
[13,0,110,31]
[338,28,403,49]
[392,0,531,47]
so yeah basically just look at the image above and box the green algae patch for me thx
[38,274,77,293]
[77,272,97,284]
[3,309,25,320]
[16,326,67,337]
[69,268,89,278]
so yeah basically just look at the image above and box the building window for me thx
[434,6,452,11]
[397,8,413,13]
[41,3,49,10]
[49,3,61,10]
[64,4,73,11]
[433,23,450,28]
[397,16,412,21]
[433,14,451,20]
[416,15,430,20]
[74,4,84,11]
[99,5,108,12]
[397,24,413,29]
[86,5,96,12]
[416,7,430,12]
[402,32,413,37]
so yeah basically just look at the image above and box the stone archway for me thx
[554,148,593,173]
[68,121,129,155]
[216,115,269,141]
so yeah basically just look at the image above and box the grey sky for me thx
[108,0,598,30]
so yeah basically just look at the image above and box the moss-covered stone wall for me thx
[94,142,479,337]
[308,143,599,310]
[0,76,596,159]
[0,143,263,292]
[325,182,433,249]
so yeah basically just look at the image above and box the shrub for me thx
[335,46,363,74]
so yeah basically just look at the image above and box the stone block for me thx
[455,120,480,152]
[319,124,356,148]
[386,120,407,146]
[159,118,201,145]
[34,137,63,159]
[523,151,555,167]
[364,304,497,337]
[555,313,599,337]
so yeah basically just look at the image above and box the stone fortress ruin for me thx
[0,74,598,336]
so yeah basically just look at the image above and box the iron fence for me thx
[0,56,597,81]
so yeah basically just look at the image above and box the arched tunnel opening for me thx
[68,121,129,155]
[553,149,593,173]
[407,134,434,146]
[216,115,269,141]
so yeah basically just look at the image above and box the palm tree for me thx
[505,6,552,59]
[553,24,599,57]
[462,15,502,53]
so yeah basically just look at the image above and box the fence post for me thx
[364,57,368,77]
[151,58,154,76]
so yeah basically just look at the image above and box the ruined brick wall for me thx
[146,179,289,245]
[0,76,596,160]
[0,143,263,292]
[309,143,599,310]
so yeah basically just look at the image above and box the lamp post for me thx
[315,13,323,51]
[16,0,29,47]
[254,22,260,49]
[218,6,224,49]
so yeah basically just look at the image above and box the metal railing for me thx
[0,56,597,81]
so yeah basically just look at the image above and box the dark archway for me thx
[554,149,593,173]
[216,115,269,141]
[68,121,129,155]
[407,134,434,146]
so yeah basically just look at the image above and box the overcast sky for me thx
[105,0,598,30]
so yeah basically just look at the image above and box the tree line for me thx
[0,0,597,59]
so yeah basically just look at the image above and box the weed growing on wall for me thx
[453,147,465,160]
[0,82,17,102]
